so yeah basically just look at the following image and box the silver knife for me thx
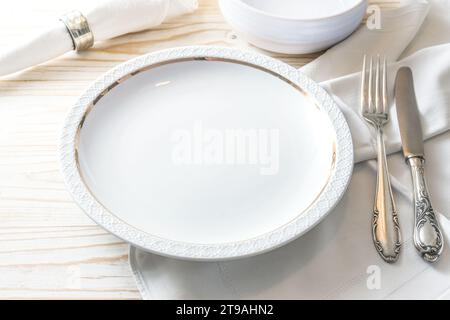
[395,67,444,262]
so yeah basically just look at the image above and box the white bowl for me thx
[219,0,367,54]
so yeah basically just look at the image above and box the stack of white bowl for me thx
[219,0,367,54]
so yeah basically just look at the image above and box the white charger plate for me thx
[60,46,353,261]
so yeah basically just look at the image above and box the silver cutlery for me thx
[361,55,401,263]
[395,67,444,263]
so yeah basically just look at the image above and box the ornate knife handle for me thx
[372,128,401,263]
[408,157,444,262]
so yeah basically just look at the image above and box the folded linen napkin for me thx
[130,0,450,299]
[0,0,198,77]
[301,0,431,81]
[130,137,450,299]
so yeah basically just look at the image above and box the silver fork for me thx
[361,55,401,263]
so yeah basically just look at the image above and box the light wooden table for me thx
[0,0,396,299]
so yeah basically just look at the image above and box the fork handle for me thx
[408,157,444,263]
[372,127,401,263]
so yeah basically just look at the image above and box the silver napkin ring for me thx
[60,11,94,51]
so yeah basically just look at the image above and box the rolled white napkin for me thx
[129,0,450,299]
[0,0,198,76]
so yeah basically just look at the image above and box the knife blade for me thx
[395,67,444,262]
[395,67,424,159]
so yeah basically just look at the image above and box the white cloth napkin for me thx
[130,0,450,299]
[0,0,198,77]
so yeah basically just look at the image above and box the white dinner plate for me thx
[60,46,353,261]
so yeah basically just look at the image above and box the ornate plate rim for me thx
[59,46,353,261]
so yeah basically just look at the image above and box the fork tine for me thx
[361,55,367,114]
[368,56,374,113]
[375,55,381,113]
[382,57,388,114]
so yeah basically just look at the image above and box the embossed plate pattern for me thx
[60,46,353,261]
